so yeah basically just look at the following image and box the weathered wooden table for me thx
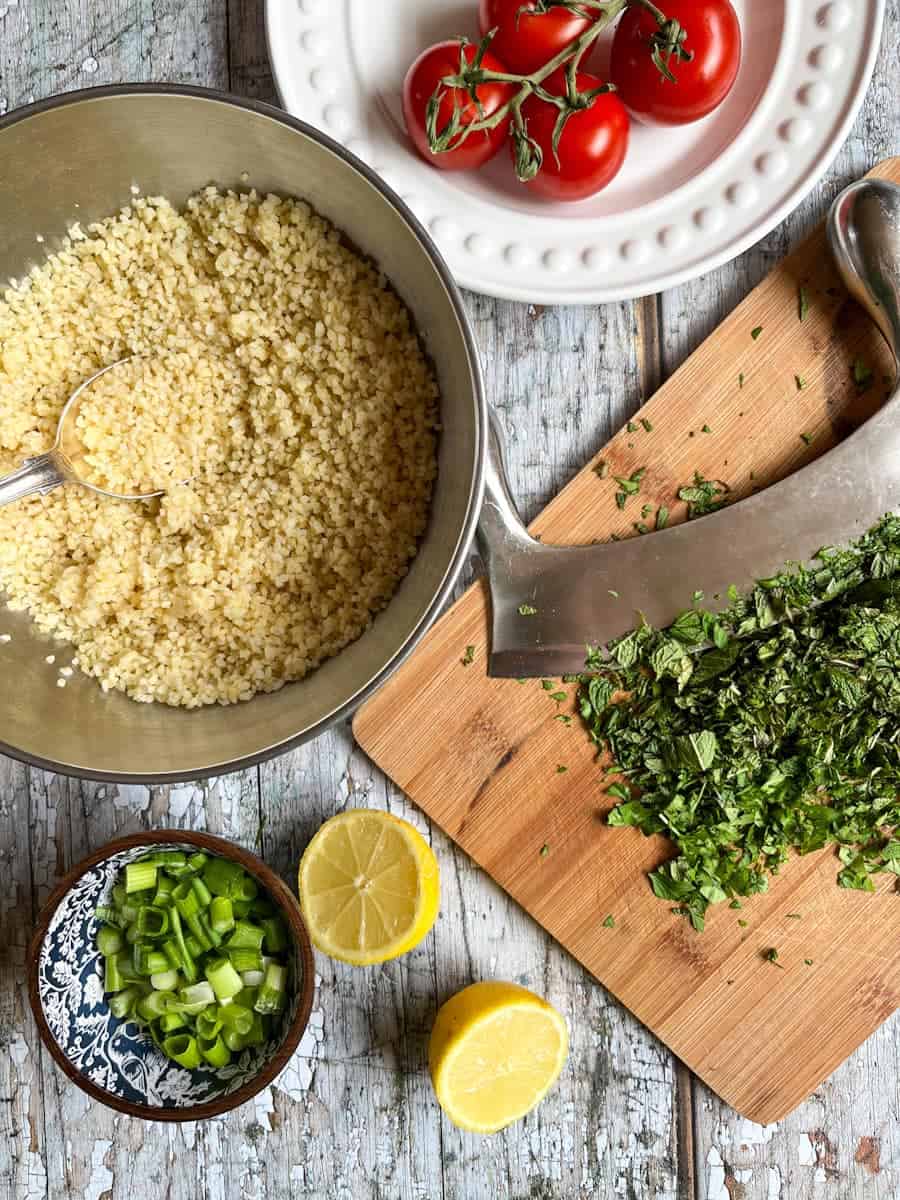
[1,3,898,1198]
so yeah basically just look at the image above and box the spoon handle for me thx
[0,451,71,507]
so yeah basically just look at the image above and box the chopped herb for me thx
[656,506,670,531]
[578,514,900,932]
[626,420,638,433]
[738,373,745,389]
[518,603,538,616]
[795,375,806,391]
[804,958,814,966]
[562,674,581,684]
[641,418,653,433]
[613,467,647,498]
[764,948,783,968]
[595,460,610,479]
[729,899,742,910]
[556,764,568,774]
[786,913,802,920]
[800,432,814,446]
[701,424,712,434]
[798,286,810,322]
[516,678,527,684]
[641,503,653,519]
[608,589,619,598]
[615,492,627,510]
[853,356,873,388]
[539,844,550,859]
[541,679,555,691]
[692,590,704,604]
[461,645,476,667]
[554,714,573,726]
[751,326,763,340]
[634,522,651,535]
[678,472,730,519]
[738,919,748,928]
[549,691,567,703]
[602,914,615,928]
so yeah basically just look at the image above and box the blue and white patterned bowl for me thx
[28,831,315,1121]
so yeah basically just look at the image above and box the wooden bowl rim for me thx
[26,828,316,1122]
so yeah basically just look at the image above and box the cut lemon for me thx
[429,981,569,1134]
[298,809,440,966]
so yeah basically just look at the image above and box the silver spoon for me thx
[0,357,169,506]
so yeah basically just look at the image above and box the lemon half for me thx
[429,981,569,1133]
[298,809,440,966]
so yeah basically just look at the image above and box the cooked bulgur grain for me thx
[0,189,438,707]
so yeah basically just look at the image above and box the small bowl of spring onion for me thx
[27,830,315,1120]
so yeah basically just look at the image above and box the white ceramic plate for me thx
[267,0,884,303]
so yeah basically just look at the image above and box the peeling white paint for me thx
[112,783,150,812]
[168,784,199,820]
[84,1139,113,1200]
[798,1132,816,1165]
[706,1146,728,1200]
[767,1164,782,1200]
[738,1117,777,1146]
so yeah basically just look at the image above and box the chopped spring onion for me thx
[254,962,287,1015]
[191,876,213,909]
[137,990,177,1022]
[227,920,265,951]
[125,861,157,894]
[206,957,243,1002]
[196,1009,223,1041]
[96,925,123,957]
[163,1033,202,1070]
[218,1003,253,1035]
[97,850,291,1073]
[134,945,169,976]
[202,857,244,898]
[108,988,138,1020]
[227,948,262,973]
[136,905,169,937]
[152,876,176,907]
[209,896,234,935]
[222,1027,248,1053]
[199,1034,231,1068]
[104,955,123,994]
[149,968,180,991]
[261,917,287,954]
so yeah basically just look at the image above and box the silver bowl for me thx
[0,85,485,781]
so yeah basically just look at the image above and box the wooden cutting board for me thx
[353,159,900,1124]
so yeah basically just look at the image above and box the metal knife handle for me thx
[0,451,70,507]
[828,179,900,363]
[477,406,540,570]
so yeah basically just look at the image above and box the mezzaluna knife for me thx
[477,179,900,678]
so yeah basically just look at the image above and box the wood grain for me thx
[354,159,900,1126]
[1,0,899,1195]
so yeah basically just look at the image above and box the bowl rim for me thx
[26,828,317,1122]
[0,82,487,784]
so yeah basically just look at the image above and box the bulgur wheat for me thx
[0,189,438,707]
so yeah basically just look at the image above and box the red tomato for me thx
[516,70,629,201]
[479,0,596,76]
[403,41,515,171]
[609,0,741,125]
